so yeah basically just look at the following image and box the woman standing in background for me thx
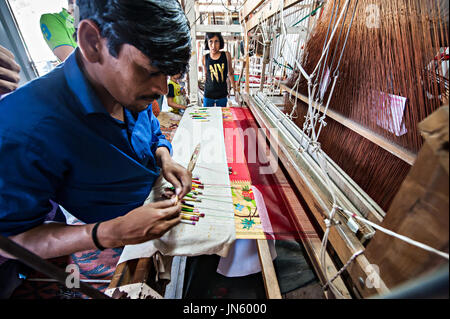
[202,32,236,107]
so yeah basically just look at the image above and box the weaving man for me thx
[0,0,192,260]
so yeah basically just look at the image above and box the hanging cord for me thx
[277,2,300,120]
[310,0,351,77]
[313,0,340,94]
[316,0,359,140]
[337,207,450,260]
[319,205,347,298]
[315,0,347,104]
[308,0,351,142]
[322,249,364,292]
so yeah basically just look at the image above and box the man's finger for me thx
[0,52,21,73]
[0,46,15,60]
[148,196,178,209]
[160,202,182,220]
[164,172,183,196]
[178,171,192,199]
[162,189,175,199]
[160,215,182,233]
[0,79,19,95]
[0,66,20,83]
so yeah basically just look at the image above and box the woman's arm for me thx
[226,51,236,94]
[167,97,186,110]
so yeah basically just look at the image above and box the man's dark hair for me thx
[204,32,224,51]
[77,0,191,76]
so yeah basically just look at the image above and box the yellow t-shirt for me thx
[168,79,187,113]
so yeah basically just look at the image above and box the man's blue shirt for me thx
[0,50,172,236]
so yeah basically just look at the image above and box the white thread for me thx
[338,207,450,260]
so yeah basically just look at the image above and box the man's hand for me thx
[99,197,182,247]
[0,45,21,95]
[156,147,192,199]
[161,159,192,199]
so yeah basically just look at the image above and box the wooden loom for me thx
[237,0,449,298]
[106,103,447,299]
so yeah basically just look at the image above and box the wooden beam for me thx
[109,262,131,289]
[241,0,266,21]
[245,31,250,94]
[259,41,271,91]
[186,0,199,105]
[280,84,417,165]
[237,59,246,94]
[244,0,304,32]
[256,239,282,299]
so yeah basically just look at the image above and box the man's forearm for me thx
[0,202,178,260]
[155,146,172,167]
[3,222,98,260]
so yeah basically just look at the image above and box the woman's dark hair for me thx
[204,32,224,51]
[77,0,191,76]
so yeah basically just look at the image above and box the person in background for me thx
[202,32,236,107]
[167,73,189,114]
[40,0,77,62]
[0,45,21,96]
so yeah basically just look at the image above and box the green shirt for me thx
[40,8,77,53]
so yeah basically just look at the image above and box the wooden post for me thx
[256,239,282,299]
[259,41,271,91]
[245,32,250,95]
[186,0,198,105]
[364,106,449,291]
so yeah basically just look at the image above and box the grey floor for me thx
[181,240,325,299]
